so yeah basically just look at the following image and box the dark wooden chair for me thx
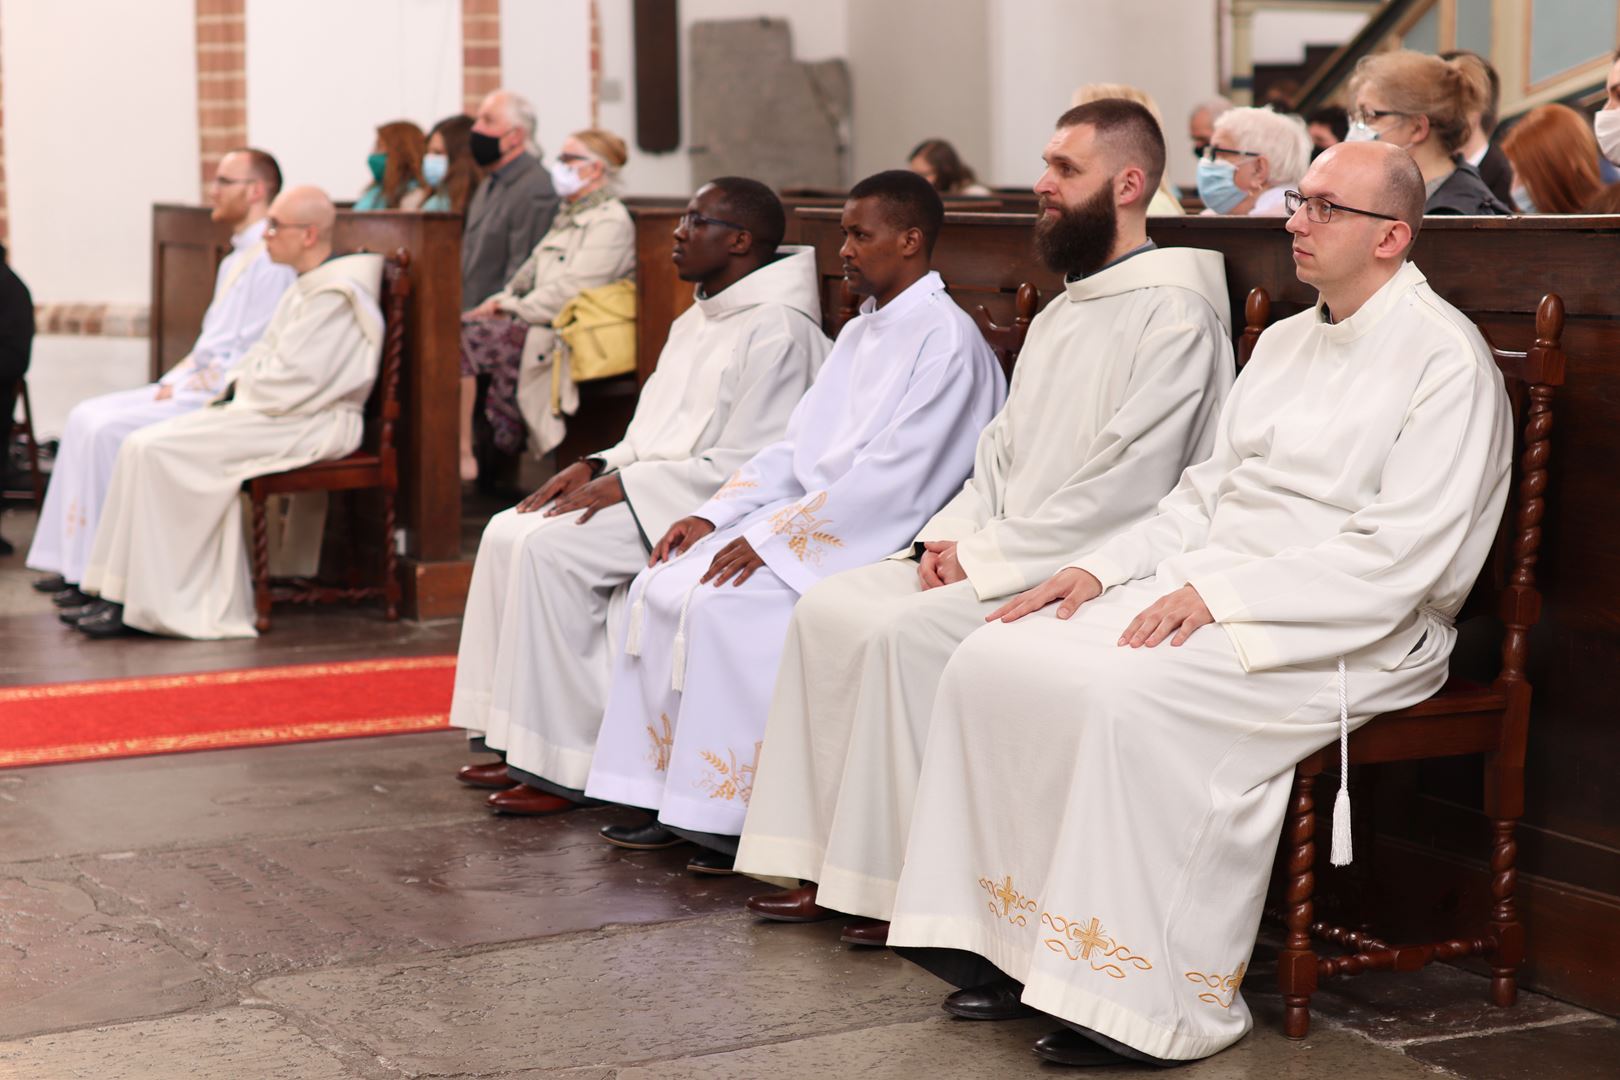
[1275,293,1566,1038]
[244,249,412,632]
[3,377,45,507]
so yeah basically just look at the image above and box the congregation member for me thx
[1186,97,1231,160]
[461,89,558,314]
[1198,105,1312,215]
[737,100,1235,942]
[884,140,1512,1066]
[421,114,478,215]
[28,149,293,597]
[69,186,386,640]
[354,120,427,210]
[1306,105,1348,156]
[1597,51,1620,170]
[459,129,634,480]
[0,242,32,557]
[906,139,992,196]
[1440,49,1515,208]
[583,171,1006,872]
[1346,49,1508,215]
[1501,104,1604,214]
[450,178,831,812]
[1070,84,1184,213]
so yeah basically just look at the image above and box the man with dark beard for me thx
[733,99,1236,948]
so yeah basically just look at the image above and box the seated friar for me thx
[734,100,1236,940]
[883,140,1514,1067]
[448,176,833,810]
[580,171,1008,871]
[72,185,386,640]
[28,149,296,601]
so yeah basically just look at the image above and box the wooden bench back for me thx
[363,249,412,481]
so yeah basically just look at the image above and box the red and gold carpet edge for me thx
[0,656,456,768]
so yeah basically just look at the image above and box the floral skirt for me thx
[460,314,530,454]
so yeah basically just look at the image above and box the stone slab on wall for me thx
[688,18,850,192]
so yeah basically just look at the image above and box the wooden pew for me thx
[150,205,467,618]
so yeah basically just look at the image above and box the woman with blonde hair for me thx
[1197,105,1312,216]
[1501,103,1604,214]
[459,128,636,480]
[1347,49,1509,214]
[356,120,427,210]
[1070,83,1184,214]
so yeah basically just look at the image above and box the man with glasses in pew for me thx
[883,139,1512,1066]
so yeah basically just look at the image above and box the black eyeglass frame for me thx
[1200,144,1263,162]
[1283,190,1401,224]
[677,211,749,233]
[1350,107,1410,128]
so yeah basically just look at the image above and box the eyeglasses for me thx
[209,175,255,188]
[1283,190,1400,224]
[677,211,748,232]
[264,218,316,236]
[1201,145,1262,163]
[1350,107,1407,128]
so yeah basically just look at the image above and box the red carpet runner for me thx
[0,656,454,768]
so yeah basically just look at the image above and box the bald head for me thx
[279,185,336,236]
[266,185,337,272]
[1313,140,1424,242]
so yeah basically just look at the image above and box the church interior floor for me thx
[1,507,1616,1077]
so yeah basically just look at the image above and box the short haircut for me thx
[1381,147,1426,254]
[497,90,540,154]
[848,169,945,254]
[705,176,786,253]
[1307,105,1349,143]
[229,147,282,199]
[1055,98,1167,197]
[1214,106,1313,187]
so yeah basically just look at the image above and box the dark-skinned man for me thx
[583,170,1005,873]
[450,177,830,815]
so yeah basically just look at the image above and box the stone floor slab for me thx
[1402,1016,1620,1078]
[0,869,216,1039]
[0,731,482,863]
[0,1008,356,1079]
[255,915,946,1075]
[80,809,758,977]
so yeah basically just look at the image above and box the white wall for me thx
[1248,9,1369,65]
[245,0,463,201]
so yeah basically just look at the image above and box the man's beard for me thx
[1034,184,1119,279]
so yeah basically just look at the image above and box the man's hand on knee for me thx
[650,516,715,566]
[547,474,625,523]
[701,537,764,587]
[986,567,1101,624]
[919,541,965,590]
[1118,584,1212,648]
[517,461,592,514]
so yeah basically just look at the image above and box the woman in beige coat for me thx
[460,128,635,481]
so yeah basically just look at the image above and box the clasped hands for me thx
[648,516,764,587]
[985,568,1214,648]
[516,461,624,523]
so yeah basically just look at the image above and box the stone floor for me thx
[1,507,1617,1078]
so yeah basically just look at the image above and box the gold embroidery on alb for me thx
[1040,912,1153,980]
[978,874,1038,926]
[713,474,758,499]
[768,492,844,564]
[646,713,674,772]
[697,741,761,804]
[1185,962,1246,1008]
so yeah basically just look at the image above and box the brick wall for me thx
[462,0,501,114]
[195,0,247,194]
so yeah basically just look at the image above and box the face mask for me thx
[367,152,387,183]
[550,159,588,197]
[422,153,448,188]
[469,129,504,167]
[1511,185,1537,215]
[1344,121,1380,143]
[1196,159,1248,215]
[1595,108,1620,166]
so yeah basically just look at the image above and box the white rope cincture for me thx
[1329,655,1353,867]
[623,589,647,657]
[670,581,700,693]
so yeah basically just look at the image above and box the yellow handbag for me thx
[550,277,637,414]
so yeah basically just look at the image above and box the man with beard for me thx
[733,99,1234,944]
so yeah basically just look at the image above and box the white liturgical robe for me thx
[584,271,1005,836]
[81,253,385,639]
[886,262,1513,1062]
[448,249,831,791]
[27,218,293,583]
[734,245,1235,918]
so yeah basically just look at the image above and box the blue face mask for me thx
[1511,185,1537,214]
[422,153,448,188]
[1196,158,1248,214]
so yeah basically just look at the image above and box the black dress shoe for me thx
[942,979,1036,1021]
[0,535,12,556]
[52,586,93,608]
[600,821,686,850]
[76,604,133,639]
[33,574,67,593]
[686,849,735,875]
[1031,1028,1131,1066]
[59,599,110,626]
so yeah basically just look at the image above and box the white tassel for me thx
[625,596,645,657]
[670,632,687,693]
[1329,656,1353,867]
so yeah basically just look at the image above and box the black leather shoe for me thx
[52,586,93,608]
[32,574,67,593]
[942,979,1036,1021]
[76,604,132,639]
[59,599,110,626]
[686,849,735,875]
[600,821,686,850]
[1031,1028,1130,1066]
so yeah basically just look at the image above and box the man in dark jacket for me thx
[0,242,33,555]
[461,89,559,312]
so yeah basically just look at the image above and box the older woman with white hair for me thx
[1196,106,1312,216]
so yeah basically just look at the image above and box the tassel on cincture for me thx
[670,632,687,693]
[625,597,645,657]
[1329,656,1353,866]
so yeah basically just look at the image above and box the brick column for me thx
[195,0,248,194]
[462,0,501,114]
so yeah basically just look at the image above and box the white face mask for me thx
[1594,108,1620,167]
[1344,121,1381,143]
[550,159,588,197]
[1511,185,1537,215]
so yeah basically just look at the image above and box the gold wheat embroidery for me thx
[1185,962,1246,1008]
[767,491,843,564]
[696,741,761,804]
[646,713,674,772]
[713,474,758,499]
[1039,912,1153,980]
[978,874,1038,927]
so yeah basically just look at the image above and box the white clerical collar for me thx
[234,217,270,249]
[858,270,944,327]
[1315,261,1426,343]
